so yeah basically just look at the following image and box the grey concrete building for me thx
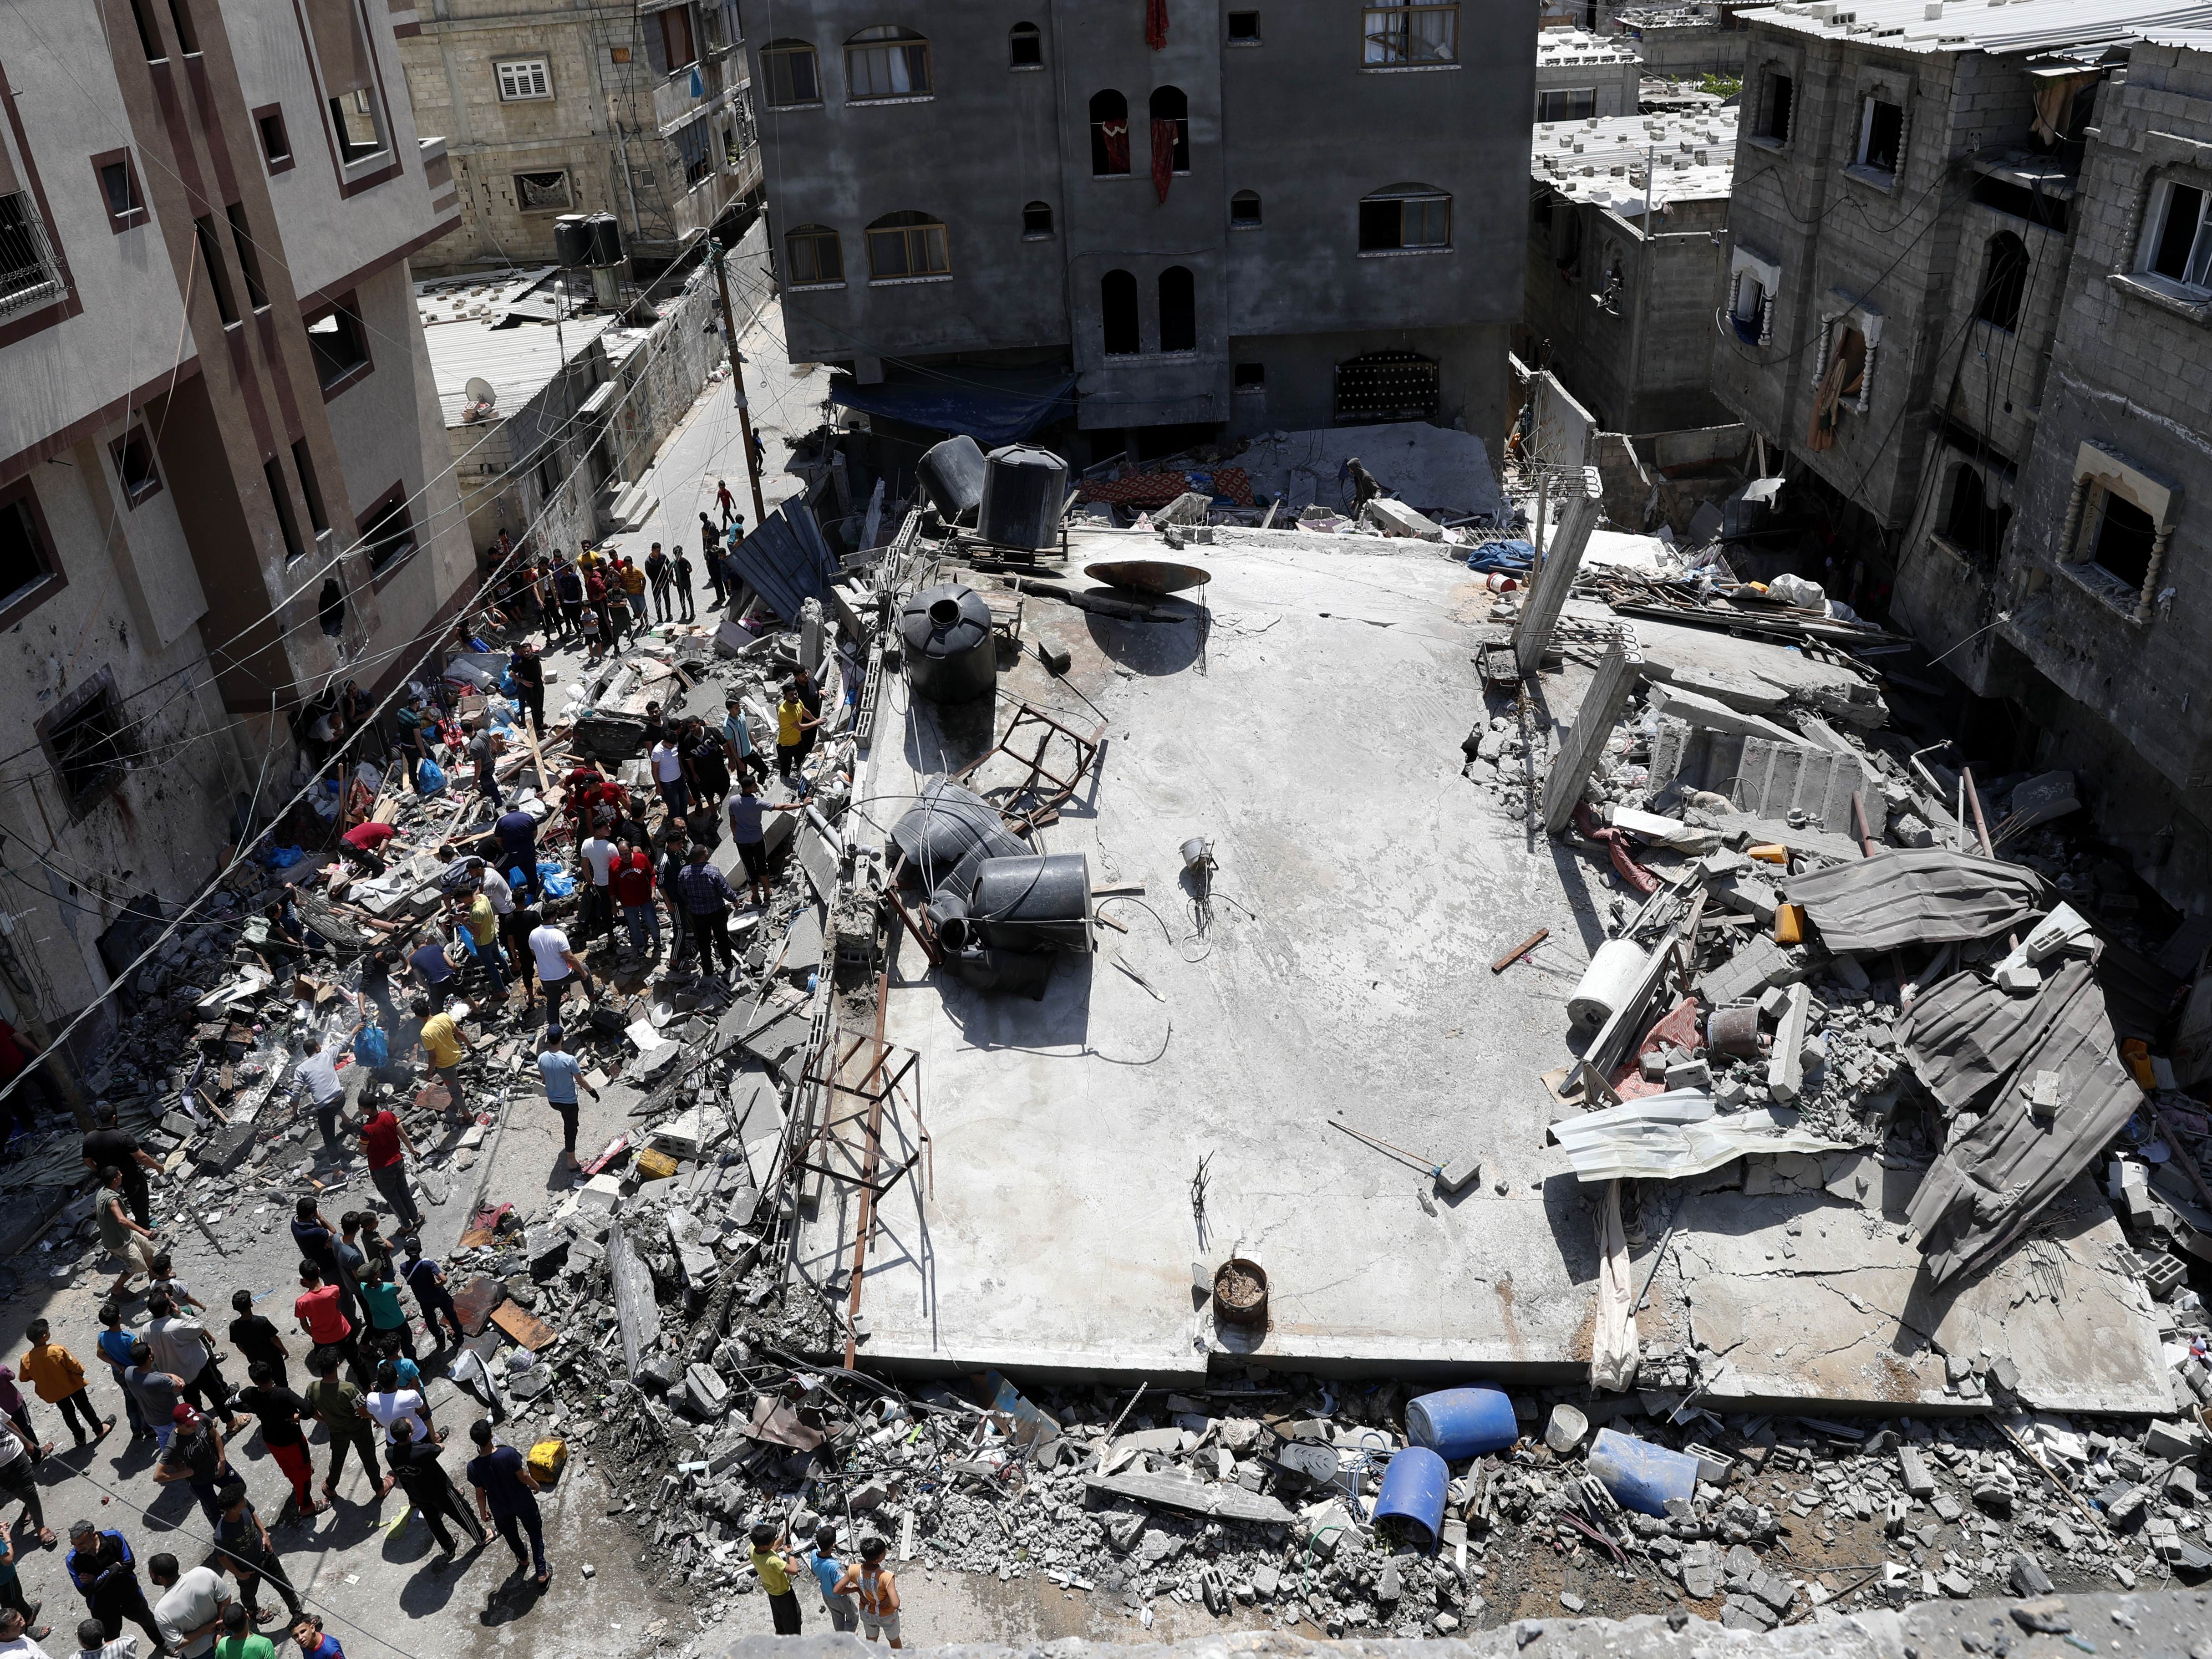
[1897,31,2212,911]
[0,0,471,1053]
[1708,0,2195,609]
[1613,5,1753,80]
[750,1,1534,456]
[1520,107,1737,432]
[1536,27,1642,120]
[396,0,761,274]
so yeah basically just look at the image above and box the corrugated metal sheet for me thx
[1896,967,2057,1116]
[1907,957,2142,1285]
[1784,847,2046,954]
[1552,1089,1851,1183]
[1746,0,2212,56]
[728,500,837,622]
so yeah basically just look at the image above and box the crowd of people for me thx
[0,1111,568,1659]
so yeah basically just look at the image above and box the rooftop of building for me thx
[414,266,645,428]
[1743,0,2212,56]
[1530,107,1739,214]
[1537,26,1642,64]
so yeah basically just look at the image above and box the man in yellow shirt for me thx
[775,692,819,782]
[412,996,468,1118]
[448,890,506,1002]
[20,1318,109,1446]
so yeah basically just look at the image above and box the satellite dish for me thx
[466,377,498,410]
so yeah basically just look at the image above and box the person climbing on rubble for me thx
[675,843,740,983]
[493,804,542,909]
[335,822,398,879]
[602,575,635,655]
[774,687,817,784]
[649,731,689,824]
[645,543,673,621]
[80,1104,160,1230]
[681,715,730,819]
[412,997,468,1119]
[95,1169,159,1304]
[728,777,803,912]
[721,696,770,787]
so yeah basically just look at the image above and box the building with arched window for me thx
[749,1,1535,453]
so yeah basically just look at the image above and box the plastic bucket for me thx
[1586,1428,1702,1517]
[1372,1446,1448,1545]
[1406,1385,1518,1461]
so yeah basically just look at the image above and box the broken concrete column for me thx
[1767,982,1812,1102]
[1541,630,1643,834]
[1512,465,1604,676]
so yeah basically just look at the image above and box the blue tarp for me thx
[729,499,838,622]
[1468,539,1537,574]
[825,365,1076,447]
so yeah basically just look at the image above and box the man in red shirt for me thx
[610,836,661,959]
[356,1103,422,1233]
[338,822,401,877]
[292,1262,362,1380]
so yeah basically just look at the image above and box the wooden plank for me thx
[489,1300,557,1351]
[1490,927,1550,974]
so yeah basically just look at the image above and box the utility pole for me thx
[709,237,768,527]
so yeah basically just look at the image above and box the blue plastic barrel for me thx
[1406,1386,1518,1461]
[1373,1446,1448,1545]
[1585,1428,1701,1517]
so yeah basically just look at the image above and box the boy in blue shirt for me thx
[810,1523,858,1633]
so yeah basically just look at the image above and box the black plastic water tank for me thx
[978,444,1069,550]
[917,435,986,524]
[972,853,1093,954]
[900,584,996,704]
[586,212,623,268]
[553,214,593,269]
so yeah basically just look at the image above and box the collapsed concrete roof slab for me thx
[1656,1173,2168,1415]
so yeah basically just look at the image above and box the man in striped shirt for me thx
[674,845,737,981]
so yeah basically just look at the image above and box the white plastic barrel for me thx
[1568,938,1650,1031]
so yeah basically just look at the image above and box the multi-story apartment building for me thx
[750,2,1534,456]
[1907,31,2212,910]
[1708,0,2194,606]
[1521,107,1738,433]
[0,0,469,1052]
[397,0,761,275]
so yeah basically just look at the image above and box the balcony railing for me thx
[0,192,62,320]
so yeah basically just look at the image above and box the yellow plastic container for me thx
[1774,903,1806,945]
[1747,844,1789,865]
[528,1438,570,1486]
[634,1146,679,1180]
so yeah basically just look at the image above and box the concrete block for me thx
[1648,684,1799,743]
[1362,498,1441,539]
[1767,982,1812,1103]
[577,1173,626,1212]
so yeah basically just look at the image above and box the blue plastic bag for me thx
[417,758,447,794]
[539,865,576,898]
[264,845,308,869]
[353,1024,390,1068]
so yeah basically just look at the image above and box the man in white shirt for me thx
[0,1608,49,1659]
[650,738,689,823]
[362,1363,432,1445]
[72,1617,132,1659]
[524,912,595,1024]
[293,1037,347,1146]
[147,1556,226,1659]
[577,831,615,945]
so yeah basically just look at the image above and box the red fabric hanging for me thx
[1100,120,1129,174]
[1152,118,1176,202]
[1145,0,1168,51]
